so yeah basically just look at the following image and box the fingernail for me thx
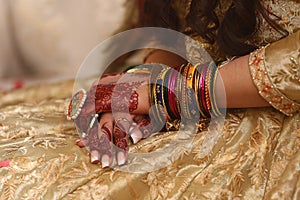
[101,154,110,168]
[131,133,140,144]
[130,131,142,144]
[91,151,100,164]
[117,151,126,166]
[75,139,86,148]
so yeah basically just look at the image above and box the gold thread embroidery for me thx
[249,46,300,116]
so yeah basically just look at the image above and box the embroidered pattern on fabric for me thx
[252,0,300,45]
[249,47,300,116]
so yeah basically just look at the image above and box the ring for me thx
[89,114,99,129]
[66,89,87,120]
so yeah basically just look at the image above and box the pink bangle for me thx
[168,67,180,118]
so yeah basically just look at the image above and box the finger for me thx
[87,122,101,164]
[74,114,96,148]
[98,113,114,168]
[113,115,132,166]
[94,84,114,113]
[75,137,89,148]
[130,115,154,144]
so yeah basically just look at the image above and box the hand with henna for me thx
[71,72,161,167]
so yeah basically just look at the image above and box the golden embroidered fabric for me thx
[249,32,300,116]
[0,0,300,199]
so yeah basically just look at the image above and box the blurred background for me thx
[0,0,126,90]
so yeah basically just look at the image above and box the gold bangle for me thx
[193,63,206,118]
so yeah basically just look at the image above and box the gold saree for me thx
[1,0,300,199]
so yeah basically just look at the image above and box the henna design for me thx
[128,115,156,144]
[98,135,112,155]
[94,81,143,113]
[88,125,101,152]
[138,118,153,138]
[74,115,91,134]
[113,124,128,151]
[133,116,155,139]
[97,123,113,163]
[101,124,112,141]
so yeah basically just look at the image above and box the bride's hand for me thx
[71,71,159,167]
[76,113,155,166]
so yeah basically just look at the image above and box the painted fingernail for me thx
[101,154,110,168]
[91,150,100,164]
[117,151,126,166]
[75,139,87,148]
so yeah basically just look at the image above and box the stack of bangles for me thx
[67,62,222,136]
[150,61,222,132]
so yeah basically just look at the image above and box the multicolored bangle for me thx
[149,64,168,130]
[148,61,223,132]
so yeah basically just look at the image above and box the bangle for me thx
[193,63,206,118]
[186,65,200,118]
[204,63,212,115]
[157,68,171,120]
[176,64,186,120]
[150,63,167,130]
[208,62,222,117]
[168,66,181,119]
[199,63,210,118]
[181,64,191,119]
[163,68,177,120]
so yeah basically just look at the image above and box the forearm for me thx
[144,50,269,109]
[144,49,188,67]
[216,55,269,108]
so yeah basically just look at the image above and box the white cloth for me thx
[0,0,125,86]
